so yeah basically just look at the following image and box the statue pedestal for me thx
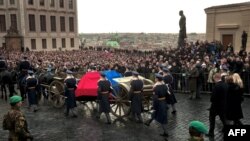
[4,27,23,52]
[4,35,22,51]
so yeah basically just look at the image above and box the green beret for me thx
[10,95,22,104]
[189,121,208,134]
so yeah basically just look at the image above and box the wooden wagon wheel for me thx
[110,84,131,118]
[48,80,65,108]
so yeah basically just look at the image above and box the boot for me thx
[136,114,143,123]
[105,113,111,124]
[144,118,153,126]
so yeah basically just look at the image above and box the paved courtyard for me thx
[0,93,249,141]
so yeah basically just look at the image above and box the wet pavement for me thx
[0,93,249,141]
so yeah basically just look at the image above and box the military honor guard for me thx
[129,71,144,123]
[64,70,77,117]
[2,95,33,141]
[26,70,38,112]
[96,72,112,124]
[145,73,169,137]
[162,68,177,114]
[18,56,31,100]
[0,55,7,72]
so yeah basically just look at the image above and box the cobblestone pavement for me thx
[0,93,249,141]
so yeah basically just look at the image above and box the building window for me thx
[0,15,6,32]
[42,39,47,49]
[60,16,65,32]
[70,38,74,47]
[50,0,55,7]
[62,38,65,48]
[40,15,46,32]
[28,0,33,5]
[0,0,4,5]
[50,16,56,32]
[69,0,73,9]
[31,39,36,50]
[52,38,57,48]
[9,0,15,5]
[59,0,64,8]
[10,14,17,30]
[29,14,35,31]
[69,17,74,32]
[40,0,44,6]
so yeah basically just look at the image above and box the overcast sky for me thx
[77,0,249,33]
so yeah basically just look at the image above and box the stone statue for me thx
[242,30,248,50]
[178,10,187,48]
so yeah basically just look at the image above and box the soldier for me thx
[2,95,33,141]
[188,121,208,141]
[0,56,8,99]
[64,70,77,117]
[0,55,7,71]
[129,71,144,123]
[18,56,31,100]
[96,72,112,124]
[26,70,38,112]
[145,73,169,137]
[162,68,177,114]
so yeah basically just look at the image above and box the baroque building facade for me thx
[205,2,250,52]
[0,0,79,51]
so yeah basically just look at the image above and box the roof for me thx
[205,2,250,10]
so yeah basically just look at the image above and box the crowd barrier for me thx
[140,72,250,95]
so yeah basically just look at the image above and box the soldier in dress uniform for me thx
[0,56,8,98]
[0,55,7,72]
[26,70,38,112]
[96,72,112,124]
[129,71,144,123]
[145,73,169,137]
[162,68,177,114]
[18,56,31,100]
[2,95,33,141]
[64,70,77,117]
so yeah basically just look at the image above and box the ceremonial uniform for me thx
[64,70,77,117]
[0,57,7,82]
[129,71,144,123]
[26,71,38,112]
[153,82,168,125]
[145,74,168,137]
[18,57,31,100]
[2,96,33,141]
[0,57,7,71]
[96,72,112,124]
[163,68,177,114]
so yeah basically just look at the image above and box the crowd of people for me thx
[0,39,248,141]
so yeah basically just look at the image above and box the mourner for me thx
[162,68,177,114]
[96,72,112,124]
[226,73,244,125]
[129,71,144,123]
[145,73,169,137]
[64,70,77,117]
[2,95,33,141]
[188,121,208,141]
[26,70,38,112]
[207,73,227,137]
